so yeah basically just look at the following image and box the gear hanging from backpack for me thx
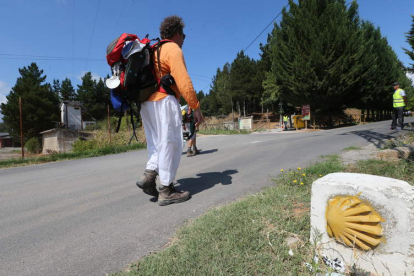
[181,105,196,141]
[105,33,175,144]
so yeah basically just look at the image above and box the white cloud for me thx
[407,72,414,84]
[0,80,10,105]
[77,71,104,82]
[0,80,10,122]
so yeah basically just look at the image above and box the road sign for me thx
[302,105,310,120]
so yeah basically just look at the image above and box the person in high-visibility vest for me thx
[391,82,408,130]
[283,115,289,131]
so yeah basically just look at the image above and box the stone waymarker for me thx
[311,173,414,275]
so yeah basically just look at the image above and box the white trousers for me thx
[140,95,183,186]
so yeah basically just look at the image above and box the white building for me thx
[60,101,83,130]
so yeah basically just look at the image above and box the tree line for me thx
[200,0,414,118]
[1,0,414,141]
[0,64,111,141]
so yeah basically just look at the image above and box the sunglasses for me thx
[183,34,186,40]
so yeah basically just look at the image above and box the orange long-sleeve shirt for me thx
[147,42,200,110]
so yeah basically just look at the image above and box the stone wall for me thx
[41,129,91,154]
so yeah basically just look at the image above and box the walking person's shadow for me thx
[177,169,238,196]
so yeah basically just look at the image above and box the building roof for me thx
[0,132,12,139]
[60,101,82,108]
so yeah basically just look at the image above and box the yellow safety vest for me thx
[283,116,288,122]
[393,89,405,108]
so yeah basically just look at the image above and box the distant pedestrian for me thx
[181,104,200,157]
[283,115,289,131]
[391,82,408,130]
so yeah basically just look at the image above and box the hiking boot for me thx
[193,147,200,155]
[187,148,194,157]
[136,169,159,197]
[158,183,191,206]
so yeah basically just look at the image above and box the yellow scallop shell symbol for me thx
[326,194,385,250]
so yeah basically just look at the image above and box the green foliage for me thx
[343,146,362,151]
[201,50,267,117]
[0,122,9,132]
[268,0,366,114]
[404,15,414,73]
[60,78,77,101]
[25,137,41,154]
[77,73,110,121]
[0,63,60,141]
[197,129,249,135]
[72,139,97,153]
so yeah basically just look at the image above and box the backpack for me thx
[105,33,172,142]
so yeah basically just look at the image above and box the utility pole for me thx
[19,97,24,158]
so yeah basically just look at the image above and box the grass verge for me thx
[342,146,362,151]
[114,153,413,276]
[114,155,344,276]
[0,143,146,169]
[198,129,250,135]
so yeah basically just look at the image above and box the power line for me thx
[0,53,103,61]
[111,0,128,39]
[86,0,101,70]
[198,4,289,93]
[188,73,211,79]
[243,3,289,52]
[0,57,103,61]
[190,76,211,83]
[201,83,211,91]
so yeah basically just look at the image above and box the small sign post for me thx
[239,116,253,132]
[302,105,310,129]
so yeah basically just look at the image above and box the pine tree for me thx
[77,73,109,120]
[0,63,59,141]
[91,78,110,120]
[60,78,77,101]
[52,79,61,100]
[215,64,233,114]
[268,0,365,115]
[404,15,414,72]
[77,72,96,119]
[230,51,256,116]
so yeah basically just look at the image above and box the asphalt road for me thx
[1,118,413,276]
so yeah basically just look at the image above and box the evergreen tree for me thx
[91,78,111,120]
[197,91,205,101]
[0,63,59,140]
[77,72,96,119]
[267,0,365,115]
[404,15,414,72]
[355,22,397,111]
[52,79,61,100]
[215,64,233,114]
[60,78,77,101]
[77,73,110,120]
[230,51,257,116]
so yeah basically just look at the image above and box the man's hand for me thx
[193,108,204,127]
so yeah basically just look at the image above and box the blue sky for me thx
[1,0,414,119]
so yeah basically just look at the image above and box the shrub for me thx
[72,139,97,153]
[25,137,42,154]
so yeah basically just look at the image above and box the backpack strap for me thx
[128,104,139,144]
